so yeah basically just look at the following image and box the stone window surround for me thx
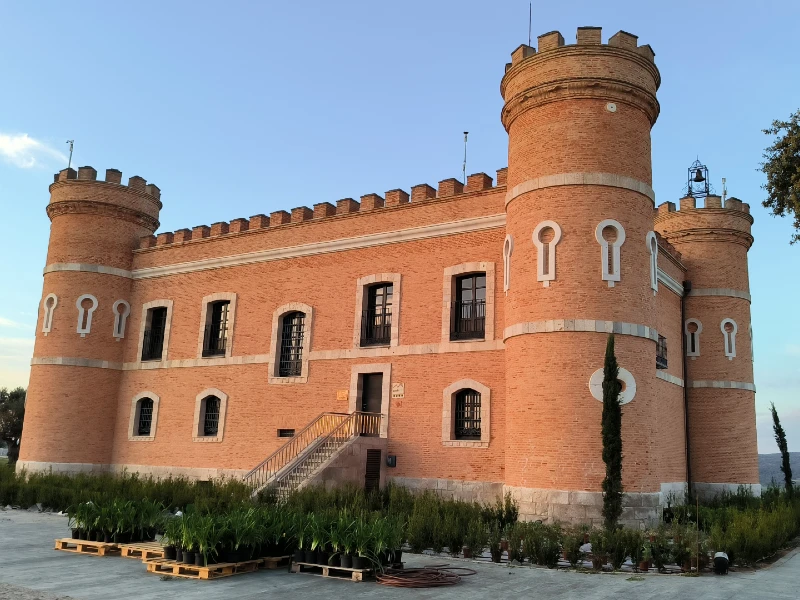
[75,293,98,337]
[685,318,702,359]
[646,231,658,295]
[503,235,513,295]
[42,293,58,336]
[442,378,490,448]
[347,363,391,438]
[112,300,131,341]
[197,292,237,359]
[720,318,738,360]
[268,302,314,384]
[193,387,228,443]
[352,273,402,349]
[137,299,175,363]
[128,391,160,441]
[532,220,562,287]
[441,262,496,343]
[595,219,626,287]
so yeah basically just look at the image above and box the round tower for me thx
[655,195,759,498]
[501,27,663,521]
[18,166,161,473]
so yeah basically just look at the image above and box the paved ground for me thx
[1,508,798,600]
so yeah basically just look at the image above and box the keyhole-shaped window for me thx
[532,220,562,287]
[42,293,58,336]
[595,219,626,287]
[112,300,130,341]
[646,231,658,294]
[685,318,702,358]
[503,235,513,295]
[721,318,738,360]
[75,294,98,337]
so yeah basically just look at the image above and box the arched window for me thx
[455,389,482,440]
[128,392,160,441]
[721,318,738,360]
[42,293,58,336]
[75,294,98,337]
[112,300,131,340]
[193,388,228,442]
[503,235,513,294]
[203,396,221,436]
[532,221,562,287]
[137,398,154,436]
[685,318,703,358]
[279,311,306,377]
[595,219,626,287]
[646,232,658,294]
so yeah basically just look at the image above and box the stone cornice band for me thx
[656,268,683,296]
[662,228,753,249]
[656,371,684,387]
[504,319,658,342]
[688,288,751,302]
[690,380,756,392]
[43,262,133,279]
[505,172,655,207]
[46,200,159,231]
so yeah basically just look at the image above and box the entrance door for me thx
[360,373,382,436]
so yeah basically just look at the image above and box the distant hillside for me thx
[759,453,800,487]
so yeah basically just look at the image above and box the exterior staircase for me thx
[242,411,382,499]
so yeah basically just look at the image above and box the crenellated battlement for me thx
[52,166,161,204]
[655,195,751,217]
[654,195,754,250]
[138,168,508,250]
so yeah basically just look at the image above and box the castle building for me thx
[19,27,760,523]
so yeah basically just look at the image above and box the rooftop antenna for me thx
[721,177,727,205]
[528,3,532,46]
[462,132,469,184]
[66,140,74,170]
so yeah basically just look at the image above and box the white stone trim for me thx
[532,220,562,287]
[720,318,738,360]
[41,293,58,336]
[685,318,702,358]
[269,302,314,384]
[502,235,513,295]
[112,300,131,341]
[197,292,237,359]
[132,214,506,280]
[689,288,751,302]
[442,378,490,448]
[749,324,754,363]
[656,370,684,387]
[31,356,124,369]
[442,262,495,343]
[589,367,636,404]
[137,299,174,363]
[44,262,133,279]
[656,268,683,296]
[506,172,656,206]
[75,294,98,337]
[128,391,160,441]
[348,363,391,438]
[193,387,228,442]
[504,319,657,342]
[690,380,756,392]
[693,482,761,500]
[352,273,402,348]
[595,219,626,287]
[646,232,658,294]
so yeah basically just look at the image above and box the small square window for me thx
[278,428,295,438]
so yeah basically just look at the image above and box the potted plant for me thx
[608,528,628,571]
[292,513,308,564]
[488,521,503,563]
[562,526,585,568]
[161,515,180,560]
[352,517,374,570]
[507,522,525,563]
[309,514,327,565]
[386,516,405,565]
[195,514,222,567]
[589,529,609,571]
[639,544,652,572]
[649,526,671,573]
[464,518,486,560]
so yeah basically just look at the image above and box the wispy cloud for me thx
[0,316,29,329]
[785,344,800,357]
[0,133,67,169]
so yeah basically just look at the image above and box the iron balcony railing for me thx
[360,307,392,346]
[202,324,227,357]
[141,329,165,361]
[450,299,486,341]
[656,336,668,370]
[656,355,668,369]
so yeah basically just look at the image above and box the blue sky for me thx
[1,1,798,452]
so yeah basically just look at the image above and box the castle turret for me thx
[655,195,759,498]
[18,167,161,473]
[501,28,664,521]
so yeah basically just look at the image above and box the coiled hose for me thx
[376,564,477,588]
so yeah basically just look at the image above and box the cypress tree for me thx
[770,402,793,497]
[601,334,624,528]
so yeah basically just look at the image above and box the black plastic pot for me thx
[224,549,240,564]
[340,553,353,569]
[71,528,80,539]
[328,553,341,567]
[304,550,317,564]
[95,530,105,542]
[351,555,366,570]
[176,548,183,562]
[183,551,195,564]
[293,549,304,563]
[195,553,205,567]
[317,550,330,566]
[164,546,177,560]
[394,549,403,564]
[103,531,112,543]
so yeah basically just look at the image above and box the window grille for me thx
[279,311,305,376]
[203,301,229,357]
[455,389,481,440]
[203,396,220,436]
[137,398,154,436]
[360,283,393,346]
[141,307,167,361]
[451,274,486,340]
[278,428,295,438]
[656,335,668,369]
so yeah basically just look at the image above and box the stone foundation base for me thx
[692,482,761,501]
[387,476,504,505]
[16,460,247,481]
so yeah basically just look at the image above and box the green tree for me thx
[770,402,793,497]
[0,387,26,463]
[601,335,623,528]
[760,109,800,244]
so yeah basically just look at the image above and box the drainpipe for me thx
[682,280,692,501]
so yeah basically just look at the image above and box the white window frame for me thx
[442,379,491,448]
[685,318,703,358]
[721,318,738,360]
[128,391,160,441]
[269,302,314,384]
[646,231,658,294]
[112,300,131,341]
[595,219,626,287]
[352,273,402,349]
[137,299,174,363]
[441,262,495,343]
[75,293,98,337]
[197,292,237,359]
[42,293,58,336]
[503,235,514,295]
[532,220,562,287]
[193,387,228,443]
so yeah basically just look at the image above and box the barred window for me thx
[141,307,168,361]
[202,301,229,357]
[279,311,305,377]
[656,335,668,369]
[203,396,220,436]
[137,398,154,436]
[360,283,393,346]
[451,274,486,340]
[455,389,481,440]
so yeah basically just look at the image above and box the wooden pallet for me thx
[261,555,292,570]
[120,541,165,561]
[290,561,372,582]
[54,538,121,557]
[144,557,264,580]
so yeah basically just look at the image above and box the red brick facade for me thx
[18,27,759,522]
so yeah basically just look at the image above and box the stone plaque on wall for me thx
[336,389,349,401]
[391,382,405,399]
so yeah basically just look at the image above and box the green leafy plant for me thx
[561,526,585,568]
[465,518,486,559]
